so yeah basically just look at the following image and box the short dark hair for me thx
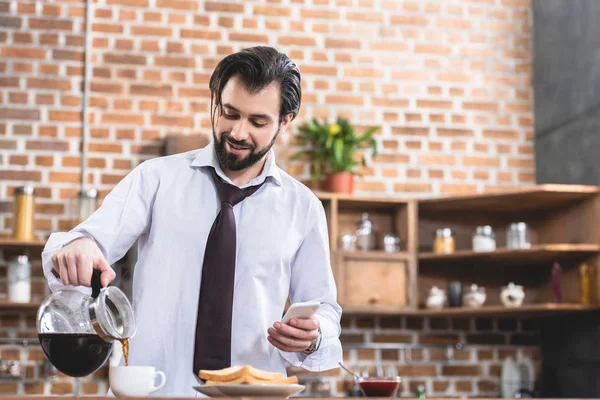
[209,46,302,125]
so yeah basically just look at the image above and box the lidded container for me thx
[12,185,36,241]
[36,270,136,377]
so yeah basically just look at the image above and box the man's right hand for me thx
[51,237,116,288]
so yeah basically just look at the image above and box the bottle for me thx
[434,228,454,254]
[7,255,31,303]
[552,262,563,303]
[12,185,36,241]
[580,263,591,306]
[416,384,427,398]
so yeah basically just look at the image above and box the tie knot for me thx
[210,168,264,207]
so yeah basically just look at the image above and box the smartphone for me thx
[281,301,320,324]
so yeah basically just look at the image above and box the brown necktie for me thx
[193,168,265,376]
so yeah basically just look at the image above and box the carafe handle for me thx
[91,269,102,299]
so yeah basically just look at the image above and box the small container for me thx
[433,228,454,254]
[580,263,591,306]
[8,255,31,303]
[383,234,401,253]
[12,185,36,241]
[356,213,376,252]
[340,233,357,251]
[506,222,532,249]
[472,225,496,252]
[76,188,98,224]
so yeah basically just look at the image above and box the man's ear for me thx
[278,113,294,134]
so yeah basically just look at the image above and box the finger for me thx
[267,327,312,350]
[65,253,79,286]
[51,253,60,273]
[57,255,70,286]
[289,316,319,331]
[267,334,306,353]
[273,322,319,341]
[79,254,94,287]
[94,255,115,287]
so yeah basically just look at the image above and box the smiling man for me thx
[40,46,343,397]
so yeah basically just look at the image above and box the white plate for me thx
[195,384,305,398]
[193,386,226,397]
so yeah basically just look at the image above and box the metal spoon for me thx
[338,362,361,380]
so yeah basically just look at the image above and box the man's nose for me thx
[230,120,250,141]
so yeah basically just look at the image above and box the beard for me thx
[213,128,279,172]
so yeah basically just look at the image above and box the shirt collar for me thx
[190,140,282,187]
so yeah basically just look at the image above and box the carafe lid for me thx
[88,271,136,341]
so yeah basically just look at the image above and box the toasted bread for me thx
[199,365,297,385]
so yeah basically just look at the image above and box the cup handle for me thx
[151,371,166,391]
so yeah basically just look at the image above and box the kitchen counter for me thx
[0,397,588,400]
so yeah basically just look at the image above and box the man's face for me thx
[212,75,292,171]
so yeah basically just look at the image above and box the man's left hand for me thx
[267,316,320,353]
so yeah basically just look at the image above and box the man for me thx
[41,46,342,397]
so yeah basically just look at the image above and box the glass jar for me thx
[7,255,31,303]
[506,222,532,249]
[433,228,454,254]
[472,225,496,252]
[12,185,36,241]
[76,188,98,224]
[356,213,376,252]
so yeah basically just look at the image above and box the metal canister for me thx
[12,185,35,241]
[356,212,376,252]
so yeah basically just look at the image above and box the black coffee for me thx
[38,333,112,377]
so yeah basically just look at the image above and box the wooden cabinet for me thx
[333,251,413,311]
[317,184,600,317]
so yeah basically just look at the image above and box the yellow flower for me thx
[329,124,341,135]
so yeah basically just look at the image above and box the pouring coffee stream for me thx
[37,269,136,377]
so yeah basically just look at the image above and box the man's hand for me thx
[51,237,116,287]
[267,316,320,353]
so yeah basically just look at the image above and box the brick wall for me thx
[0,0,534,239]
[0,0,536,396]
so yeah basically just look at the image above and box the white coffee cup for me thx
[109,366,166,397]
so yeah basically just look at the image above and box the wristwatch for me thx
[303,326,322,355]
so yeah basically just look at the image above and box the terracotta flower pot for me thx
[326,172,354,194]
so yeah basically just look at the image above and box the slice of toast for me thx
[199,365,296,385]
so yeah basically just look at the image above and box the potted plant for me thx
[292,117,379,194]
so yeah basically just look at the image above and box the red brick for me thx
[104,53,146,65]
[91,81,123,94]
[437,128,473,137]
[325,38,360,49]
[130,84,172,97]
[441,365,482,376]
[278,36,317,46]
[205,1,244,12]
[88,143,123,153]
[155,56,195,68]
[0,170,41,181]
[27,78,71,91]
[181,29,221,40]
[300,9,339,19]
[229,32,268,43]
[131,26,172,36]
[0,108,40,120]
[102,113,145,125]
[417,100,452,109]
[26,140,69,151]
[463,101,498,112]
[107,0,148,5]
[30,18,72,30]
[254,5,291,16]
[150,115,193,128]
[2,47,46,59]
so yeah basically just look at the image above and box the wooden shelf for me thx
[343,303,600,317]
[0,237,46,249]
[419,244,600,267]
[336,250,412,261]
[0,301,41,311]
[418,184,599,214]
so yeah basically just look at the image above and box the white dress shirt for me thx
[41,141,343,397]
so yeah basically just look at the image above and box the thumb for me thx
[94,255,116,287]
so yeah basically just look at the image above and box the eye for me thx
[251,121,267,128]
[224,113,238,120]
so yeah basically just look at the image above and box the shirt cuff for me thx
[277,314,342,372]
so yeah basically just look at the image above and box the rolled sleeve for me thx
[41,162,158,293]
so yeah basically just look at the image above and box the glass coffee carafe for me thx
[37,270,136,377]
